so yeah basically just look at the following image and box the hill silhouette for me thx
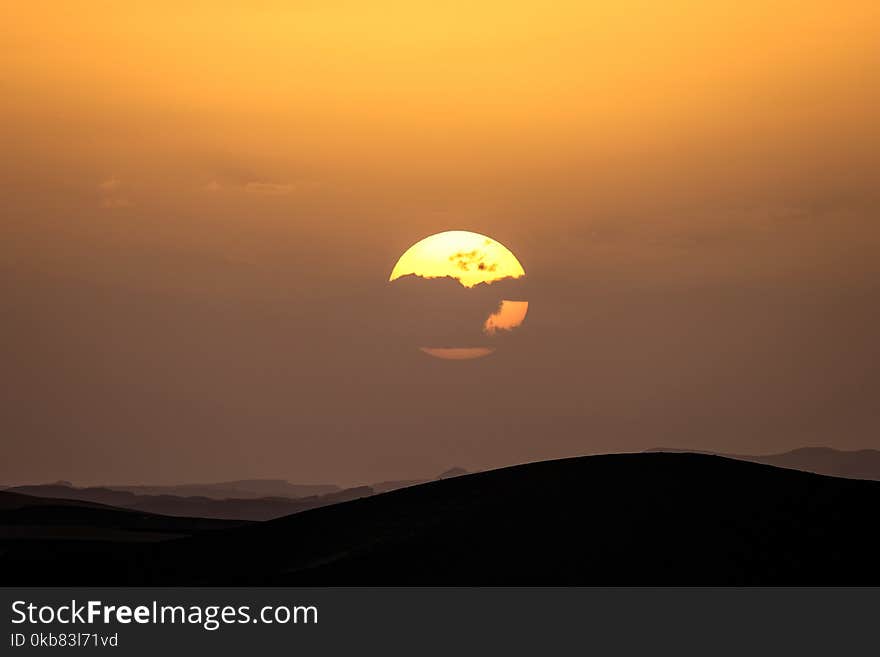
[647,447,880,480]
[105,479,340,499]
[3,453,878,585]
[4,484,372,521]
[437,466,468,479]
[4,468,467,519]
[366,467,469,493]
[0,490,248,544]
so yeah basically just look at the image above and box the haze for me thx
[2,1,879,486]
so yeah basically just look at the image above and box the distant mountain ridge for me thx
[4,468,469,520]
[104,479,340,500]
[646,446,880,480]
[364,467,470,494]
[0,479,340,500]
[4,483,372,521]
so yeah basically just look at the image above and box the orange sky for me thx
[2,2,879,485]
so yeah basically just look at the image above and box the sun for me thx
[389,230,525,288]
[389,231,529,360]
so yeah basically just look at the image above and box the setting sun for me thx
[389,231,529,359]
[389,231,525,288]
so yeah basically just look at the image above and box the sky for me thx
[2,1,879,486]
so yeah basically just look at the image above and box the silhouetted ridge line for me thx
[3,453,879,585]
[646,446,880,480]
[5,484,372,521]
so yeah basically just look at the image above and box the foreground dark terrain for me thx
[2,483,372,521]
[2,453,879,584]
[0,490,249,550]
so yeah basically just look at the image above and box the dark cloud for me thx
[448,250,498,273]
[386,274,527,348]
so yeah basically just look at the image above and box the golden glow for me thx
[483,300,529,335]
[420,347,495,360]
[389,231,525,288]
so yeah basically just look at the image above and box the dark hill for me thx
[647,446,880,480]
[5,484,372,521]
[4,453,879,585]
[368,467,471,493]
[437,466,468,479]
[0,490,248,544]
[0,490,110,511]
[106,479,339,499]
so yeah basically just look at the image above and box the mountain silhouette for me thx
[5,484,371,521]
[0,490,248,544]
[368,479,424,494]
[105,479,340,499]
[437,466,468,479]
[3,453,879,585]
[646,446,880,480]
[369,467,470,493]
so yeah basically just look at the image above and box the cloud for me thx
[243,181,294,195]
[97,177,133,208]
[448,250,498,273]
[97,178,121,191]
[100,197,133,208]
[201,179,312,195]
